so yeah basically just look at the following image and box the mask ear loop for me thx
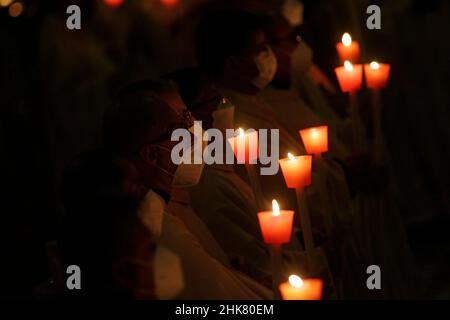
[151,145,176,178]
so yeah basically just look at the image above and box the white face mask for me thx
[252,46,278,90]
[137,189,165,238]
[132,245,184,300]
[282,0,304,26]
[212,99,235,132]
[155,124,205,188]
[291,39,313,77]
[172,123,205,188]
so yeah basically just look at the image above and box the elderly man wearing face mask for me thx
[103,80,271,299]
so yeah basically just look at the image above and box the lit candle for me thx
[227,128,259,164]
[257,200,294,245]
[300,126,333,237]
[364,61,391,90]
[279,153,312,189]
[279,153,315,270]
[336,32,360,63]
[335,61,363,93]
[299,126,328,157]
[279,275,323,300]
[104,0,123,7]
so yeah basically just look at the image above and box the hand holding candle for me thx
[279,275,323,300]
[336,32,360,63]
[364,61,391,89]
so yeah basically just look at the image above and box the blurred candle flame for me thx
[344,60,353,71]
[288,153,297,161]
[104,0,123,8]
[289,275,304,288]
[0,0,13,7]
[8,2,23,17]
[272,199,280,217]
[342,32,352,46]
[370,61,380,70]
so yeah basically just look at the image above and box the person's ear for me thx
[139,144,158,166]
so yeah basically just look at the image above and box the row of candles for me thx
[228,127,328,300]
[335,33,390,92]
[226,33,391,299]
[335,32,391,156]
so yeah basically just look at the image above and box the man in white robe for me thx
[102,80,272,299]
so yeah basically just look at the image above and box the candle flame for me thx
[344,60,353,71]
[342,33,352,46]
[272,199,280,217]
[287,152,297,161]
[370,61,380,70]
[239,128,245,137]
[289,275,304,288]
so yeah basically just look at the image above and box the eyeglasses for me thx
[135,109,195,154]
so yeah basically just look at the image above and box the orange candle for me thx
[335,61,363,93]
[336,32,360,63]
[364,61,391,89]
[299,126,328,156]
[279,153,312,189]
[279,275,323,300]
[227,128,259,164]
[257,200,294,245]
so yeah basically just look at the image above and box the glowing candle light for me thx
[279,154,312,189]
[279,153,315,269]
[161,0,179,7]
[227,128,259,164]
[279,275,323,300]
[104,0,123,7]
[336,32,360,63]
[364,61,391,89]
[335,61,363,93]
[299,126,328,157]
[8,2,23,17]
[257,200,294,245]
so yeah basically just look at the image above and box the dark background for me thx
[0,0,449,298]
